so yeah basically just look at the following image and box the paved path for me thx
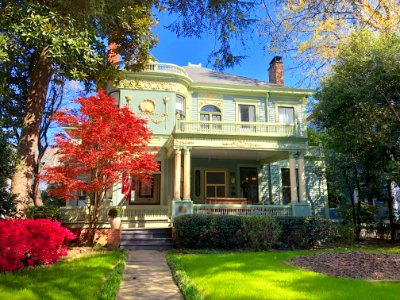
[117,250,184,300]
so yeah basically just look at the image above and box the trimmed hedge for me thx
[26,206,61,221]
[174,215,334,250]
[174,215,281,250]
[276,216,334,248]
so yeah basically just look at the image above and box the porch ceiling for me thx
[190,148,287,161]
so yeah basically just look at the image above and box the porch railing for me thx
[60,205,170,224]
[175,120,299,137]
[192,204,293,217]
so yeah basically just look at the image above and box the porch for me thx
[59,202,309,229]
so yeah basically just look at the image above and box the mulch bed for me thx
[287,252,400,281]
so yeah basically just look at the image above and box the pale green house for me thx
[85,56,329,227]
[62,57,328,228]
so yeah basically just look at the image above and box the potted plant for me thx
[108,207,122,229]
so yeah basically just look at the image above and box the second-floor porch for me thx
[175,119,306,138]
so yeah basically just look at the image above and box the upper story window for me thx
[109,91,120,107]
[200,105,221,121]
[176,95,186,119]
[278,106,294,124]
[238,104,256,122]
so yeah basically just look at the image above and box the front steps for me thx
[120,228,173,250]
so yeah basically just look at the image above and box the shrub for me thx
[276,216,334,249]
[0,219,75,272]
[108,207,121,218]
[26,206,61,221]
[174,215,281,250]
[238,216,281,250]
[332,222,356,242]
[174,214,243,249]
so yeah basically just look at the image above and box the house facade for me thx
[91,56,329,226]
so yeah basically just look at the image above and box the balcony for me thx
[143,62,189,77]
[175,120,304,137]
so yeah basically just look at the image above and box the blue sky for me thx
[150,13,304,88]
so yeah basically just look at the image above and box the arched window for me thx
[200,105,221,122]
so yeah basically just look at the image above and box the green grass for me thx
[167,248,400,300]
[0,250,126,300]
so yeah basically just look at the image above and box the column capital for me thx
[174,148,182,154]
[289,151,298,159]
[183,147,192,153]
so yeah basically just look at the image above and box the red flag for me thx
[122,171,131,201]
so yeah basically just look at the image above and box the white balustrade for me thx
[144,63,188,76]
[192,204,292,217]
[176,120,296,137]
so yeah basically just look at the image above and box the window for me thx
[281,168,298,205]
[238,105,256,122]
[195,170,201,197]
[109,91,120,107]
[205,171,226,198]
[176,95,186,119]
[278,107,294,124]
[200,105,221,130]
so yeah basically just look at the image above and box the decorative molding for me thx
[118,80,188,95]
[221,140,260,148]
[199,93,221,99]
[139,99,156,114]
[198,99,223,110]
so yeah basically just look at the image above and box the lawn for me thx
[167,249,400,300]
[0,250,126,300]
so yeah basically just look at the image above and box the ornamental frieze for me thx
[118,80,188,95]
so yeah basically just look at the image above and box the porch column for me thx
[298,152,306,202]
[183,148,191,200]
[289,152,298,202]
[173,149,181,200]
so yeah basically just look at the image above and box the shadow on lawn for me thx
[178,251,400,300]
[0,253,114,300]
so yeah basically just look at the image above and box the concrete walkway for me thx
[117,250,184,300]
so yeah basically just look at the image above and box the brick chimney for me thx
[268,56,284,85]
[108,42,119,64]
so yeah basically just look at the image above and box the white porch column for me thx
[289,152,298,202]
[183,148,191,200]
[173,149,182,200]
[298,152,306,202]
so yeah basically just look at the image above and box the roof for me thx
[183,65,276,87]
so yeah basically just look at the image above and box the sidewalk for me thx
[117,250,184,300]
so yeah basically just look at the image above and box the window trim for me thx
[235,100,259,123]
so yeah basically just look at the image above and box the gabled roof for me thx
[183,65,275,87]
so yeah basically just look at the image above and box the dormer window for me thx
[176,95,186,119]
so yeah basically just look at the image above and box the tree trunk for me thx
[11,49,51,216]
[387,182,396,242]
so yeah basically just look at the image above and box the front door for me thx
[240,167,259,203]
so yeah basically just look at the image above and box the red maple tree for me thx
[42,90,158,245]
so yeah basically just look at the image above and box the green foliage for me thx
[332,222,356,243]
[26,206,61,221]
[0,130,15,216]
[166,251,203,300]
[107,207,121,218]
[174,215,243,249]
[276,216,334,248]
[98,250,127,300]
[0,251,125,299]
[168,249,400,300]
[174,215,332,250]
[238,216,281,250]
